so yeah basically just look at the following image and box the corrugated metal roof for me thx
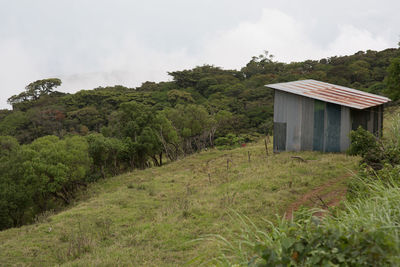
[266,79,391,109]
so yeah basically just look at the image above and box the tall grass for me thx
[209,176,400,266]
[383,107,400,147]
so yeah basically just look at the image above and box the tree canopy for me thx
[7,78,62,107]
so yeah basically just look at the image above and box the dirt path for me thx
[285,174,351,219]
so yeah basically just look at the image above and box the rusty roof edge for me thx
[265,79,391,109]
[267,85,366,109]
[267,79,391,101]
[305,80,391,101]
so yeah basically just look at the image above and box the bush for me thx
[348,126,400,170]
[347,163,400,200]
[215,133,245,149]
[0,135,91,230]
[347,126,378,157]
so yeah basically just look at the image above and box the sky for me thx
[0,0,399,109]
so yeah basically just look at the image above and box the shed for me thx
[266,80,391,153]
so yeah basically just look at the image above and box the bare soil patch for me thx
[285,174,351,219]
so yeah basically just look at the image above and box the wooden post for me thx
[248,151,251,162]
[264,136,269,158]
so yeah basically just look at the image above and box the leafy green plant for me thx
[0,135,90,230]
[215,133,245,149]
[347,126,379,157]
[348,126,400,170]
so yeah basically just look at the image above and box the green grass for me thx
[0,140,359,266]
[212,176,400,266]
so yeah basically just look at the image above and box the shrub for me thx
[348,126,400,170]
[348,126,379,157]
[215,133,245,149]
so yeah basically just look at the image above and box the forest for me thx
[1,47,400,230]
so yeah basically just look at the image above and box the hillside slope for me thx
[0,141,358,266]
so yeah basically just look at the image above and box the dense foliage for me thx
[0,135,90,229]
[1,47,400,230]
[348,115,400,171]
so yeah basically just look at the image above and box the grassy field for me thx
[0,140,359,266]
[383,105,400,139]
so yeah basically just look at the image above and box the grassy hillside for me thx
[0,141,358,266]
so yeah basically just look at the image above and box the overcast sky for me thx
[0,0,399,109]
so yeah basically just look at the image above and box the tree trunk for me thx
[52,192,70,205]
[151,155,160,167]
[100,165,106,178]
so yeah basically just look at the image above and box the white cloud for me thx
[201,9,395,67]
[326,25,391,57]
[58,37,199,94]
[0,40,43,109]
[0,4,398,109]
[202,9,313,67]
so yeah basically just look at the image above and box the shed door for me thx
[325,103,341,152]
[313,100,325,151]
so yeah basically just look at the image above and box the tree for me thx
[87,134,125,178]
[0,135,91,229]
[241,51,280,78]
[349,60,371,84]
[137,127,162,167]
[168,65,241,89]
[215,110,234,136]
[67,106,105,131]
[7,78,62,107]
[167,89,195,106]
[104,101,164,169]
[0,138,35,228]
[25,78,62,99]
[165,104,215,153]
[196,77,218,96]
[0,111,29,138]
[87,134,109,178]
[25,135,90,206]
[154,113,180,162]
[384,57,400,100]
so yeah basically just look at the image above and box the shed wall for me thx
[273,90,383,153]
[273,91,303,151]
[300,97,314,150]
[350,105,384,137]
[285,92,302,151]
[340,106,351,152]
